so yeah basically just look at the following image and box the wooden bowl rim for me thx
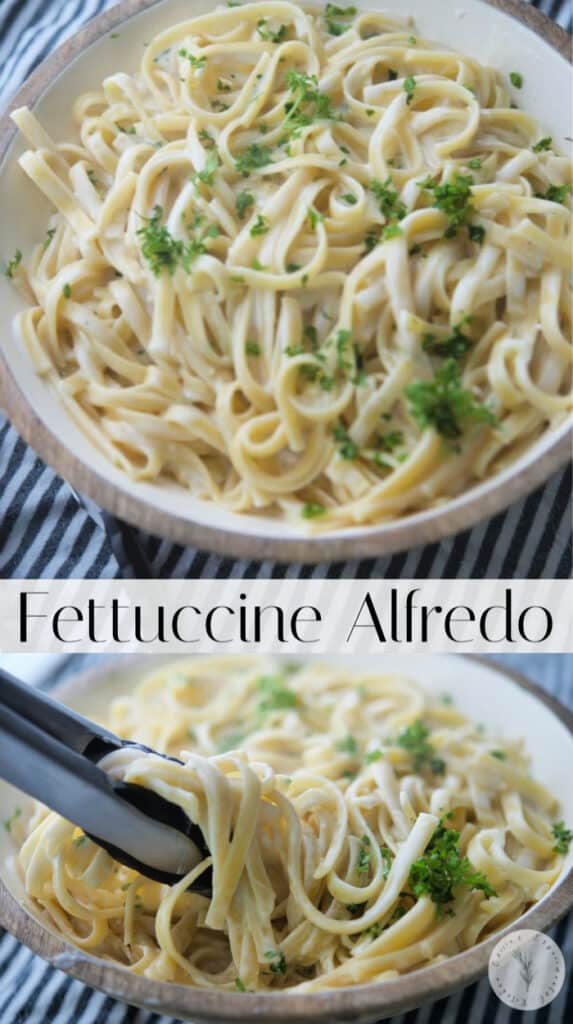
[0,0,571,565]
[0,653,572,1021]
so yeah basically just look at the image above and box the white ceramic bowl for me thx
[0,0,570,563]
[0,654,572,1022]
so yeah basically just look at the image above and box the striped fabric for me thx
[0,652,571,1023]
[0,0,571,580]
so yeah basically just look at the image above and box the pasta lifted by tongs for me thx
[0,669,211,893]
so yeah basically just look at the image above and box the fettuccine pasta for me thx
[6,3,572,530]
[13,657,570,992]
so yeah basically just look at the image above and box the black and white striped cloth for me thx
[0,0,571,580]
[0,652,571,1024]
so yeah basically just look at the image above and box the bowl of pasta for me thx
[0,654,572,1021]
[0,0,571,562]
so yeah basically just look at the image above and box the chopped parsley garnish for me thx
[235,143,273,177]
[235,978,247,992]
[325,3,357,36]
[302,501,327,519]
[137,205,217,275]
[552,821,573,855]
[251,257,266,271]
[357,835,372,875]
[307,206,324,230]
[509,71,523,89]
[419,173,476,238]
[467,158,482,170]
[4,249,22,278]
[371,177,407,223]
[536,183,571,205]
[383,223,403,239]
[375,429,404,452]
[341,192,357,205]
[245,340,262,356]
[380,846,393,877]
[282,71,335,140]
[236,191,255,219]
[422,317,474,360]
[199,128,215,148]
[62,283,72,298]
[365,749,383,763]
[403,75,416,104]
[178,48,206,69]
[257,19,288,43]
[3,807,21,832]
[532,137,552,152]
[257,675,297,718]
[336,735,358,755]
[74,834,88,847]
[405,359,497,440]
[332,423,359,459]
[409,822,496,908]
[395,720,446,775]
[468,224,485,244]
[42,228,56,251]
[217,78,231,92]
[490,750,507,761]
[194,149,220,187]
[250,213,269,236]
[264,949,287,974]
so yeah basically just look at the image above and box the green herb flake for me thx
[302,502,327,519]
[365,749,383,763]
[246,340,262,356]
[257,675,297,718]
[62,283,72,298]
[395,720,446,775]
[405,358,497,440]
[257,19,288,43]
[341,192,357,205]
[235,143,273,177]
[194,149,220,188]
[42,228,56,251]
[403,75,416,104]
[357,835,372,875]
[552,821,573,855]
[307,206,324,230]
[532,137,552,152]
[282,71,335,140]
[380,846,393,878]
[74,834,88,847]
[421,316,474,361]
[264,949,287,975]
[336,735,358,755]
[536,183,571,205]
[236,191,255,220]
[419,173,476,238]
[3,807,21,832]
[468,224,485,244]
[509,71,523,89]
[235,978,247,992]
[4,249,22,278]
[332,423,359,459]
[178,48,206,70]
[409,821,496,908]
[383,223,403,239]
[388,68,398,81]
[250,213,269,237]
[371,177,407,222]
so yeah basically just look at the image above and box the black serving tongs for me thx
[0,669,211,894]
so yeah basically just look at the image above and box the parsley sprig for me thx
[235,143,273,177]
[419,173,477,239]
[256,675,297,719]
[409,821,496,909]
[264,949,287,974]
[325,3,357,36]
[137,206,218,275]
[552,821,573,855]
[395,720,446,775]
[282,71,335,141]
[4,249,22,278]
[257,18,288,43]
[405,359,497,440]
[422,317,474,360]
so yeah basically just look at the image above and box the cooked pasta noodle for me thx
[14,657,569,992]
[6,3,573,530]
